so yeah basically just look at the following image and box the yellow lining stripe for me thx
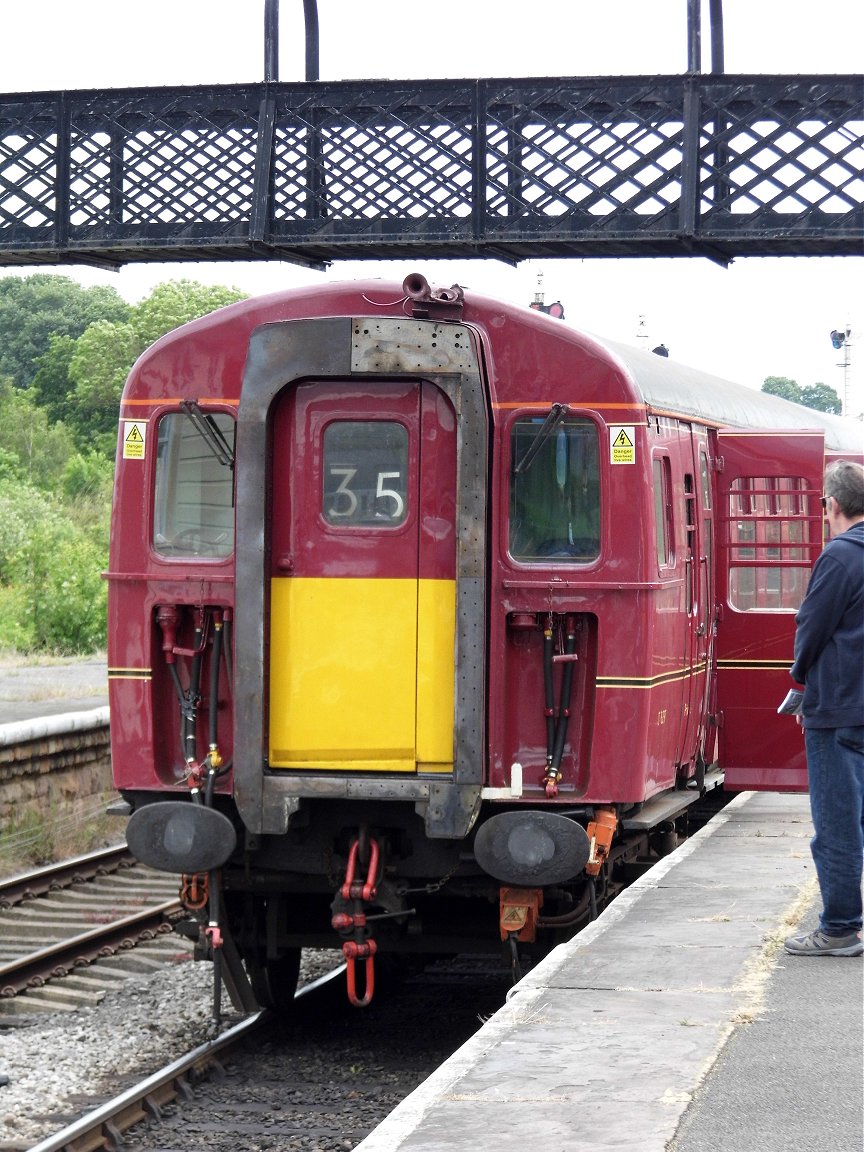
[597,663,707,688]
[717,660,790,671]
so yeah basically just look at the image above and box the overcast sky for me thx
[2,1,863,416]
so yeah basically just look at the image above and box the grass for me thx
[0,792,122,879]
[0,648,106,668]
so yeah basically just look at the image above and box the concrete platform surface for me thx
[354,792,864,1152]
[0,656,107,725]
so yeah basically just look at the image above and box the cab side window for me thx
[153,411,235,558]
[653,455,674,567]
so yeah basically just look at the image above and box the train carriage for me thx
[110,274,862,1008]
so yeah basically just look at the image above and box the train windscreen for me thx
[509,417,600,562]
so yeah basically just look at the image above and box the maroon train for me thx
[110,273,861,1008]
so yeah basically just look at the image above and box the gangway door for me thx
[714,429,825,791]
[267,379,457,775]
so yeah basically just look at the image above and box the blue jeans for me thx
[805,725,864,936]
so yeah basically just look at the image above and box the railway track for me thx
[25,957,509,1152]
[0,845,186,1013]
[24,1007,270,1152]
[1,791,737,1150]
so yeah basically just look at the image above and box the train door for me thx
[267,379,457,774]
[672,434,714,776]
[715,429,825,791]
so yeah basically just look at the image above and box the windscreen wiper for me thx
[514,403,570,475]
[180,400,235,470]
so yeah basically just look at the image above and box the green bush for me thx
[62,451,114,502]
[0,481,52,579]
[0,584,36,650]
[4,508,108,654]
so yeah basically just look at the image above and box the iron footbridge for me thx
[1,73,861,269]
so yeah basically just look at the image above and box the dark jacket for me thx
[790,521,864,728]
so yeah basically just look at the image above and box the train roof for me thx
[395,277,861,454]
[597,334,862,453]
[130,276,862,456]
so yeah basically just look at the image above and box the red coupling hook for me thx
[341,838,380,902]
[342,939,377,1008]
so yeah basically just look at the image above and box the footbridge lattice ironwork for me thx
[1,73,861,270]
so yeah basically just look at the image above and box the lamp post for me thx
[528,271,565,319]
[830,327,852,416]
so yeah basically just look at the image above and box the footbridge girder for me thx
[1,73,861,270]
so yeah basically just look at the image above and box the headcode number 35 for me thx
[328,468,405,520]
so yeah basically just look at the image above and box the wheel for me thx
[245,948,302,1013]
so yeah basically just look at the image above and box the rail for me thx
[1,73,861,268]
[0,899,181,999]
[26,1011,268,1152]
[0,843,130,908]
[24,966,346,1152]
[0,849,182,1007]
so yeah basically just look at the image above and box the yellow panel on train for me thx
[269,576,455,773]
[416,579,456,772]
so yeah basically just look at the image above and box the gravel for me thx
[0,950,339,1149]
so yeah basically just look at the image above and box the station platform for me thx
[0,657,107,726]
[355,791,863,1152]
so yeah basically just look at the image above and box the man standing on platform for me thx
[785,459,864,957]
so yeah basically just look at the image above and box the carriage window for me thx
[700,452,711,510]
[509,417,600,561]
[153,411,235,558]
[727,476,811,611]
[653,456,673,567]
[323,421,409,526]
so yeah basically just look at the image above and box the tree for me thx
[61,451,114,502]
[31,334,77,426]
[67,279,246,449]
[0,478,53,584]
[132,279,245,348]
[762,376,801,403]
[800,382,842,415]
[0,275,129,388]
[0,380,75,490]
[68,320,141,438]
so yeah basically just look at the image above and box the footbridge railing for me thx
[1,73,861,268]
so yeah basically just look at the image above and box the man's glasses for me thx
[820,495,832,509]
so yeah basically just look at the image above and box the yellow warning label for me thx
[123,420,146,460]
[610,425,635,465]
